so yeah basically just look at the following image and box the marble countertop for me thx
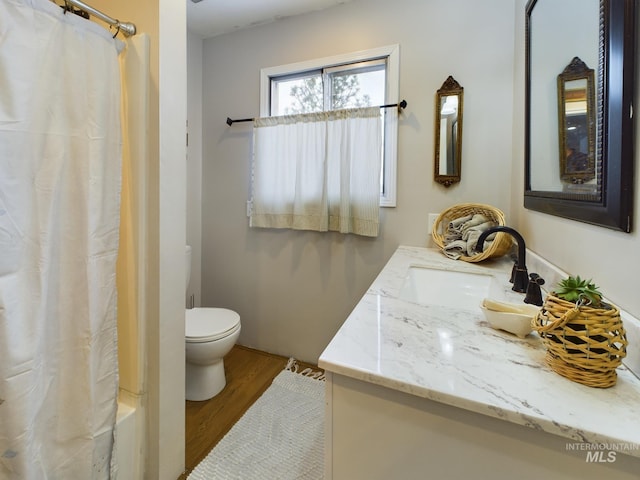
[318,245,640,457]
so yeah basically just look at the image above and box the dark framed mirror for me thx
[525,0,636,232]
[434,76,463,187]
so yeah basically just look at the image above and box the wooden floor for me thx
[178,345,320,479]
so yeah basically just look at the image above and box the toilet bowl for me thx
[185,307,241,401]
[185,246,241,401]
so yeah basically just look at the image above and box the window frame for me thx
[259,45,400,207]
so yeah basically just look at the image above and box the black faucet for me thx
[475,226,528,293]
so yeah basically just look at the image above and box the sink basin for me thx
[398,265,494,310]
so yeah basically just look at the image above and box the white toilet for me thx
[185,246,241,401]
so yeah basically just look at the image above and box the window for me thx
[260,45,400,207]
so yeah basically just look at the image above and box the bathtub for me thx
[114,400,140,479]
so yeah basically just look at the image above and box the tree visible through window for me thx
[280,74,373,114]
[329,73,373,109]
[271,59,385,116]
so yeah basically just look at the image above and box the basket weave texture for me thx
[431,203,512,262]
[532,294,628,388]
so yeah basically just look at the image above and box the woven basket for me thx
[431,203,513,262]
[532,294,628,388]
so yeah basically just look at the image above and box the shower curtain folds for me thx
[0,0,123,478]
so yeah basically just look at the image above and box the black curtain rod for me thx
[226,99,407,126]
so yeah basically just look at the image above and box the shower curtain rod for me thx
[226,99,408,126]
[63,0,136,37]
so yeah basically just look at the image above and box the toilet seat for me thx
[186,308,241,343]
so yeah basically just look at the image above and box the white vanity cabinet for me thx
[319,246,640,480]
[324,372,640,480]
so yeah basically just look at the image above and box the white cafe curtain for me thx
[250,106,382,237]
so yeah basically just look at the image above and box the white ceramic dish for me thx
[480,299,541,338]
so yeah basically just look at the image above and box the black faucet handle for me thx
[529,273,545,285]
[524,273,545,306]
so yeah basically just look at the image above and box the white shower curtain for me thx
[0,1,123,478]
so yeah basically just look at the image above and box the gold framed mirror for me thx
[557,57,596,188]
[434,76,463,187]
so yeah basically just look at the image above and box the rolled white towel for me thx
[465,229,497,256]
[461,221,497,241]
[442,239,467,260]
[442,213,498,259]
[448,214,473,233]
[444,231,462,243]
[460,214,491,235]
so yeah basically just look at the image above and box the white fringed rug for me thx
[188,359,325,480]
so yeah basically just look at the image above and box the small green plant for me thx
[555,275,603,307]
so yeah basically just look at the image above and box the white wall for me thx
[157,1,187,478]
[199,0,517,363]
